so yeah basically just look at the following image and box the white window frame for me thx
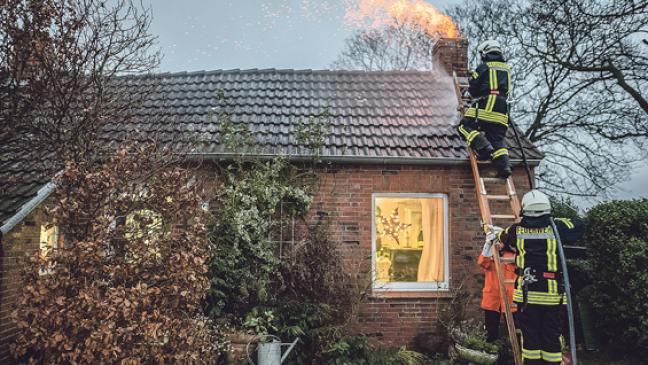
[371,193,449,292]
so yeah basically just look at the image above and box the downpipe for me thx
[549,218,577,365]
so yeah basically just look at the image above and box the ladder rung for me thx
[504,279,516,285]
[486,194,510,201]
[481,177,506,184]
[492,214,517,220]
[500,256,515,264]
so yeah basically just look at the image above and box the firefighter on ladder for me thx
[457,39,512,179]
[496,190,585,364]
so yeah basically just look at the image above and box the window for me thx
[39,224,61,258]
[372,193,449,291]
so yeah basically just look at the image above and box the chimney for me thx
[432,37,469,78]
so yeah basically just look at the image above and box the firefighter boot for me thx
[471,133,494,161]
[492,154,512,179]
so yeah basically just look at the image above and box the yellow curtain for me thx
[417,198,445,282]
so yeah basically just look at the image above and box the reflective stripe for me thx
[458,125,471,139]
[550,238,558,272]
[517,237,525,268]
[487,95,494,111]
[472,71,479,79]
[458,125,479,144]
[489,69,497,91]
[548,279,557,295]
[522,347,541,360]
[467,131,479,144]
[514,290,567,305]
[492,148,508,159]
[541,351,563,362]
[464,109,509,125]
[546,237,554,273]
[487,61,511,70]
[555,218,575,229]
[517,232,556,240]
[497,226,509,242]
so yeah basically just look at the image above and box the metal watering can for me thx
[246,335,299,365]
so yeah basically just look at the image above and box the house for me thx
[0,38,543,360]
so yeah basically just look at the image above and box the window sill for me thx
[370,290,455,299]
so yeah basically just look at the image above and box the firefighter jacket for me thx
[498,215,585,306]
[478,251,517,313]
[465,53,511,127]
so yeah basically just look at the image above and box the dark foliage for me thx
[583,199,648,356]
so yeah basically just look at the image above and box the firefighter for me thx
[497,190,585,365]
[457,39,512,178]
[479,229,517,343]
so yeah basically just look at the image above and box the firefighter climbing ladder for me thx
[453,73,523,365]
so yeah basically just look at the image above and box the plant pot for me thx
[454,343,498,365]
[225,331,258,363]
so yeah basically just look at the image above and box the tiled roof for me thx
[105,68,543,161]
[0,155,51,229]
[1,68,543,228]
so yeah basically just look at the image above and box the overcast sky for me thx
[144,0,648,208]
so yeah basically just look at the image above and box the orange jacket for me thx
[478,251,517,312]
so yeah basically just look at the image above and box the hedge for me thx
[584,199,648,356]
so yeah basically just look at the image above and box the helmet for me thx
[477,39,502,55]
[521,189,552,217]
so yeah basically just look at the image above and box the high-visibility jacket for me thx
[464,53,512,127]
[498,216,585,306]
[478,251,517,312]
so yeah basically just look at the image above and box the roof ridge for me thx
[127,68,440,79]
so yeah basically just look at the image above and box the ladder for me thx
[453,73,523,365]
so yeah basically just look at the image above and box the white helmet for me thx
[477,39,502,55]
[521,189,552,217]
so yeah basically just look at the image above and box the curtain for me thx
[417,198,445,282]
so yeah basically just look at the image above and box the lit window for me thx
[39,224,60,258]
[124,209,165,260]
[372,194,449,291]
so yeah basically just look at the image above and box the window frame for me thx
[371,193,450,292]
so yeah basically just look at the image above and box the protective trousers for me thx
[457,116,510,177]
[516,304,563,365]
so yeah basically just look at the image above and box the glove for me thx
[481,239,494,257]
[482,226,503,257]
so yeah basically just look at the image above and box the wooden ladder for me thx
[453,73,523,365]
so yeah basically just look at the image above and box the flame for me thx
[344,0,458,38]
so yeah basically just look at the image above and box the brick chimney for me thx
[432,37,469,78]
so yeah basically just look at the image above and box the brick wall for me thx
[0,209,42,363]
[0,162,533,360]
[310,162,531,350]
[432,37,470,78]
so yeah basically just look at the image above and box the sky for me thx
[144,0,647,208]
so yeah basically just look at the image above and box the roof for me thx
[0,155,52,233]
[1,68,543,229]
[105,68,543,162]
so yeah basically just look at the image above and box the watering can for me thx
[247,335,299,365]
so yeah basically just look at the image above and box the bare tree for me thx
[0,0,159,174]
[449,0,648,196]
[331,20,437,71]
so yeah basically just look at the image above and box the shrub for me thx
[276,218,366,364]
[205,157,312,322]
[11,145,224,363]
[583,199,648,355]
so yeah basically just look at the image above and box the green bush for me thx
[584,199,648,355]
[551,196,581,220]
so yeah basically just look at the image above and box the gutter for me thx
[185,152,543,167]
[0,152,541,236]
[0,180,57,237]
